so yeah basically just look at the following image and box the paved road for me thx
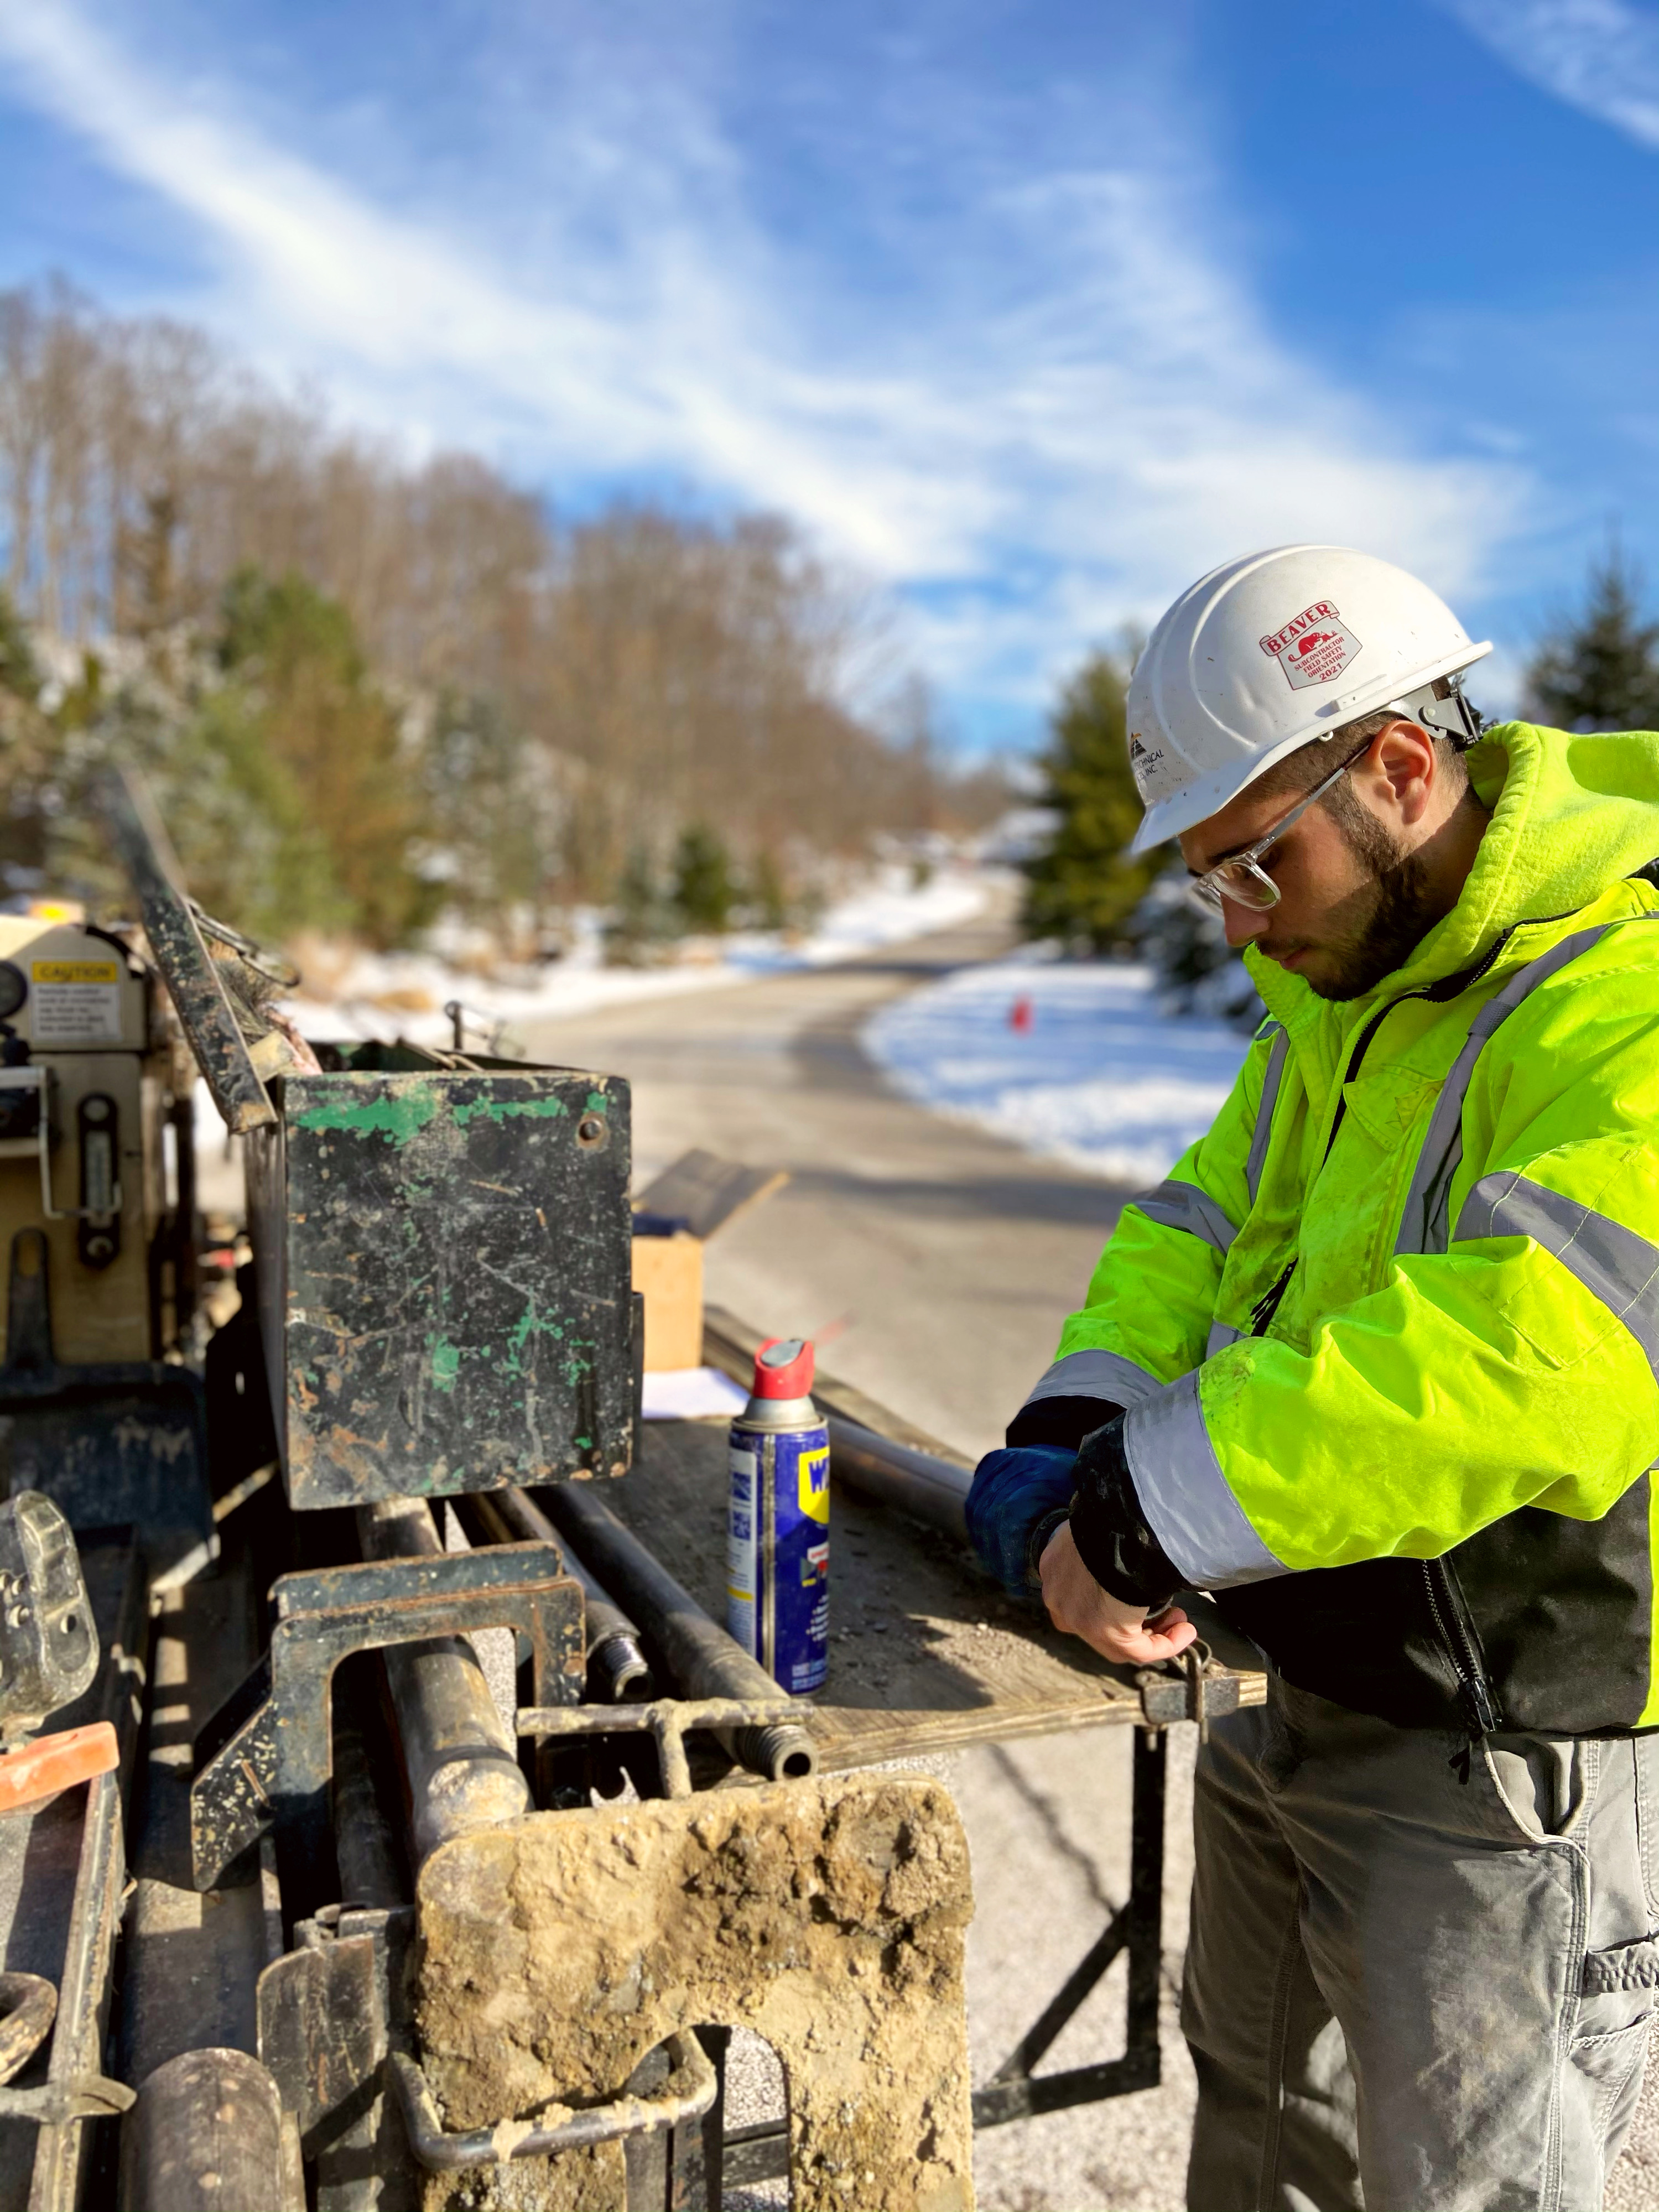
[522,909,1199,2212]
[521,914,1659,2212]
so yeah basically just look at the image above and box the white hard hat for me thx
[1125,544,1491,853]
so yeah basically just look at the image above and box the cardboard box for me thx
[631,1230,705,1373]
[628,1149,790,1375]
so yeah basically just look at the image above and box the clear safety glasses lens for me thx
[1185,861,1280,916]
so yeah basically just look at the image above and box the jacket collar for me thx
[1245,720,1659,1029]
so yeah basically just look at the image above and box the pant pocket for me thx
[1569,2005,1655,2161]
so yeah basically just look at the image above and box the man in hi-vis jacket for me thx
[967,544,1659,2212]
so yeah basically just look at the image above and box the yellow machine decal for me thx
[31,961,121,986]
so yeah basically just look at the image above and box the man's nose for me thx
[1222,897,1271,949]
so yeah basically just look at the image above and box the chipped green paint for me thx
[293,1085,441,1146]
[429,1336,462,1393]
[451,1095,570,1129]
[585,1091,609,1112]
[501,1302,569,1375]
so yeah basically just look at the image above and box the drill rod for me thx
[530,1482,816,1782]
[355,1496,531,1861]
[461,1485,655,1702]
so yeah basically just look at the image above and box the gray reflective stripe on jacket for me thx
[1397,920,1659,1259]
[1021,1346,1166,1411]
[1457,1171,1659,1375]
[1245,1023,1288,1206]
[1122,1371,1286,1589]
[1133,1178,1238,1254]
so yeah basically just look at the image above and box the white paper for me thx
[640,1366,749,1420]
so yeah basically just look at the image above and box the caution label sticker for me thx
[1260,600,1365,691]
[30,960,123,1044]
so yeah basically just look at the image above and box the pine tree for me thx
[1526,547,1659,732]
[747,849,792,932]
[604,846,672,965]
[214,569,438,946]
[671,824,736,934]
[1021,649,1165,952]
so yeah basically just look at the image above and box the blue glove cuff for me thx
[965,1444,1078,1598]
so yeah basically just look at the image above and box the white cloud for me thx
[1437,0,1659,149]
[0,1,1528,731]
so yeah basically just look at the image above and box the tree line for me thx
[0,278,1003,947]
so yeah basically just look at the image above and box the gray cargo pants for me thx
[1183,1674,1659,2211]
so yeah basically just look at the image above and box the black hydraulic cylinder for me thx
[355,1496,531,1860]
[462,1485,654,1702]
[531,1483,815,1781]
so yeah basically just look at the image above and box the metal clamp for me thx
[388,2032,716,2173]
[1135,1641,1242,1741]
[193,1543,584,1898]
[517,1696,800,1800]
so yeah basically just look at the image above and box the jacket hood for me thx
[1246,721,1659,1022]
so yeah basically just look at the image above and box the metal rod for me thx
[388,2032,716,2173]
[825,1417,971,1540]
[461,1487,654,1703]
[518,1696,799,1803]
[355,1497,531,1861]
[529,1485,816,1782]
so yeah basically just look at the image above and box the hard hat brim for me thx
[1128,640,1492,856]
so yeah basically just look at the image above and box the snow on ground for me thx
[863,953,1252,1187]
[277,865,993,1050]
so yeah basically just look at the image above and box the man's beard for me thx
[1303,801,1440,1002]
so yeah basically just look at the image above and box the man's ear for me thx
[1371,720,1437,825]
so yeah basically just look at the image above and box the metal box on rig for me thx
[245,1046,638,1511]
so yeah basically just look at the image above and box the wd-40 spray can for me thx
[726,1337,829,1695]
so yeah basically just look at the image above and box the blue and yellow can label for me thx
[726,1417,830,1696]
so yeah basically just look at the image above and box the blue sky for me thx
[0,0,1655,751]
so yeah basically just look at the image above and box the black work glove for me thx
[1067,1413,1181,1614]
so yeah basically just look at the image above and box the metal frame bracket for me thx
[191,1542,584,1899]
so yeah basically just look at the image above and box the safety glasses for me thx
[1185,745,1366,914]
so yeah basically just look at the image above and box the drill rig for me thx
[0,774,983,2212]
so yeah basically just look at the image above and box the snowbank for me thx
[863,954,1252,1186]
[278,866,992,1050]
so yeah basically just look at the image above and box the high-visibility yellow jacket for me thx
[1024,722,1659,1732]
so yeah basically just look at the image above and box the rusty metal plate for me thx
[247,1065,636,1510]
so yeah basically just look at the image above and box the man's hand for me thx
[1039,1520,1197,1664]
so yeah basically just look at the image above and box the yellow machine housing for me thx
[0,915,181,1365]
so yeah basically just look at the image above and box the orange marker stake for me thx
[0,1724,119,1816]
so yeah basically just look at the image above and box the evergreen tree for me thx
[746,849,792,932]
[0,591,40,706]
[671,823,736,934]
[1021,648,1165,952]
[214,569,438,946]
[604,846,672,965]
[1526,546,1659,732]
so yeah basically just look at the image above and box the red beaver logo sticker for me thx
[1259,601,1364,691]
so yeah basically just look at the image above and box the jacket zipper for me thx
[1247,934,1519,1341]
[1250,1262,1295,1337]
[1421,1557,1501,1734]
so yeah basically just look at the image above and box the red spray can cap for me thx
[752,1337,814,1399]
